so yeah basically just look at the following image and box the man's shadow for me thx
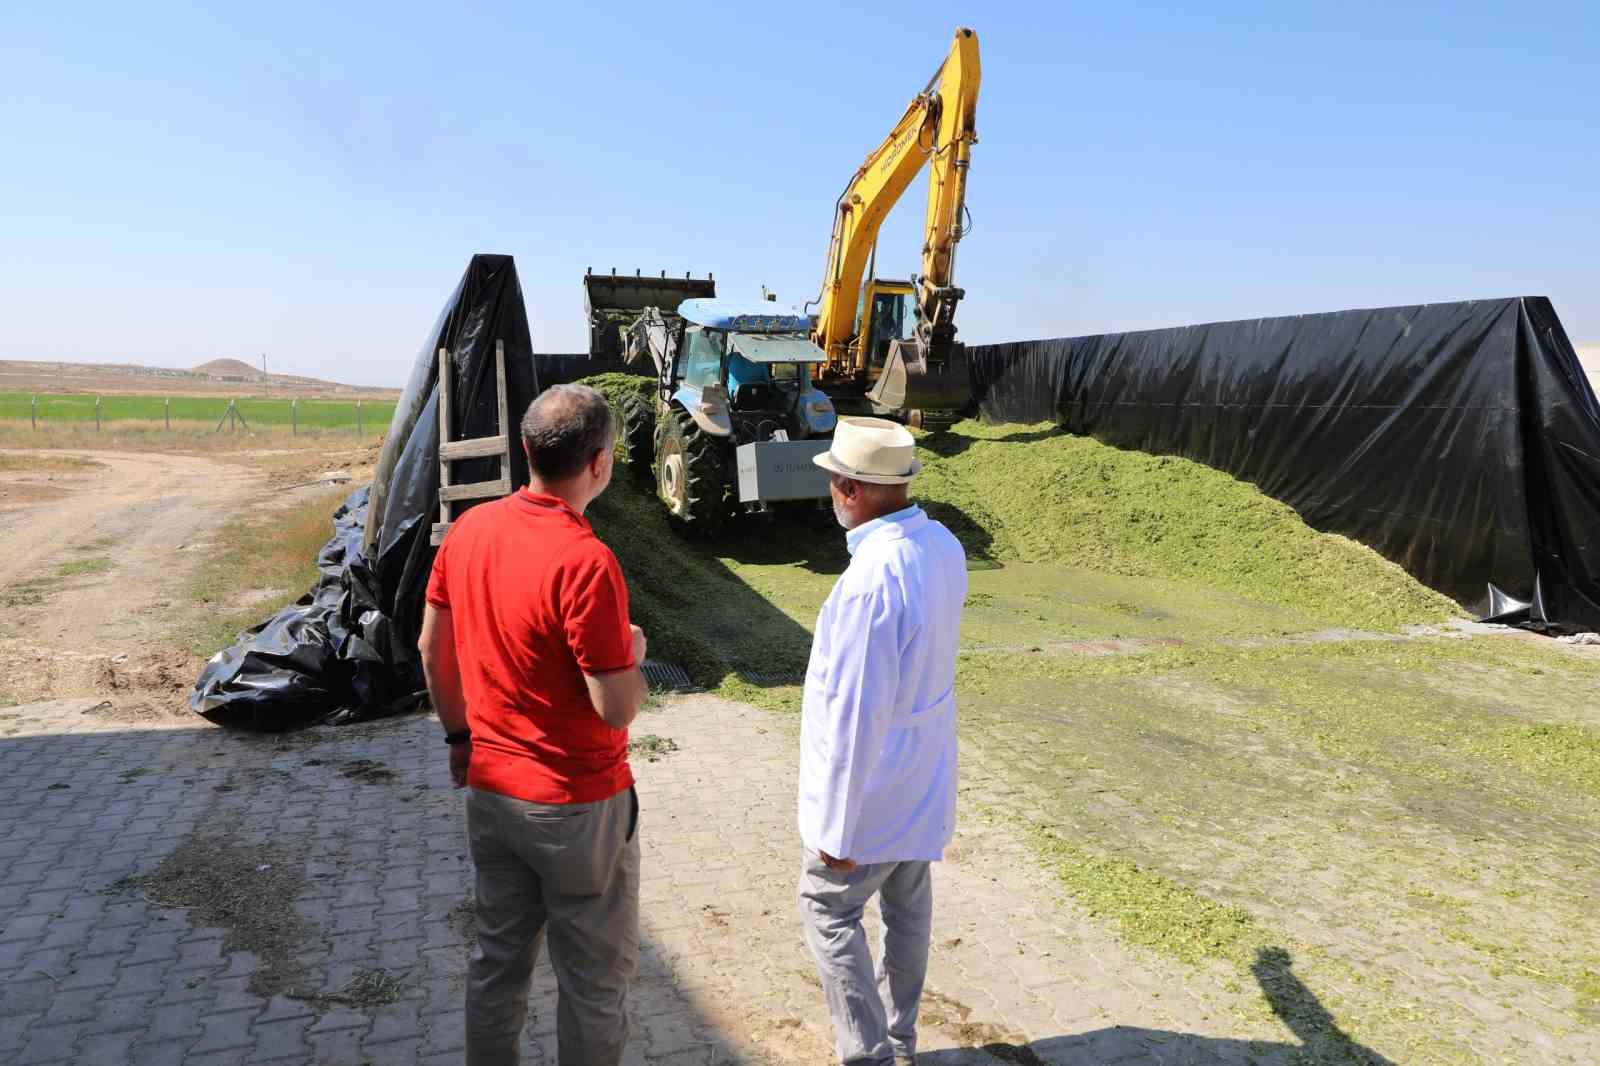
[917,947,1396,1065]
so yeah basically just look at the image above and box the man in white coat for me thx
[797,417,969,1066]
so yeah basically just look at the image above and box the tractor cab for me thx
[667,299,837,442]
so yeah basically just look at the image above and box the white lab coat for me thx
[798,505,968,863]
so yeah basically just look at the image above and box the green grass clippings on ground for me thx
[114,832,311,999]
[57,557,111,576]
[1029,826,1257,965]
[627,734,680,762]
[1024,825,1398,1063]
[302,967,408,1009]
[1467,722,1600,799]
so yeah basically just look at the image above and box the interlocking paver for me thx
[74,1030,141,1063]
[243,1017,312,1063]
[9,683,1590,1065]
[14,1024,81,1066]
[307,1026,370,1062]
[367,1000,426,1045]
[190,1007,259,1054]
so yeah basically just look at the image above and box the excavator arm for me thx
[811,27,980,418]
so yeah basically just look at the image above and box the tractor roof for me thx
[678,299,812,333]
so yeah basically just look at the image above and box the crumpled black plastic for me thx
[190,487,385,728]
[968,297,1600,627]
[191,254,540,729]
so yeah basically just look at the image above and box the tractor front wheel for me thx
[654,409,731,533]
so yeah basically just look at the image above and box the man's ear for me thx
[590,447,610,478]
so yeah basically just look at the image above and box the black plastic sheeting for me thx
[189,487,417,730]
[968,297,1600,627]
[533,352,614,388]
[191,254,540,729]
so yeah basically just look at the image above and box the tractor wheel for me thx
[620,391,655,477]
[654,408,731,533]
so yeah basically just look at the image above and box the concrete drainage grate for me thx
[735,670,807,687]
[640,660,695,691]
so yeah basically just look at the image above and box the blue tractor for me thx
[623,298,838,531]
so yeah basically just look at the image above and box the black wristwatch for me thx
[443,729,471,746]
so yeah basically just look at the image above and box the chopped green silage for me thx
[914,421,1459,632]
[581,372,653,417]
[569,378,1600,1057]
[1028,826,1258,966]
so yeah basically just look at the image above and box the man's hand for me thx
[449,740,471,789]
[630,623,647,666]
[819,851,857,873]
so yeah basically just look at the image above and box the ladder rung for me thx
[440,436,510,461]
[440,478,511,503]
[430,522,452,545]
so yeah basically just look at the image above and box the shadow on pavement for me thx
[917,947,1395,1066]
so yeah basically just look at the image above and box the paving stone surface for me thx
[0,692,1587,1064]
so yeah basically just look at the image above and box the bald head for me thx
[520,384,615,483]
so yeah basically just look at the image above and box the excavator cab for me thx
[856,280,917,369]
[841,277,973,424]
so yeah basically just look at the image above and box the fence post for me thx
[95,395,102,431]
[291,398,297,436]
[164,397,170,431]
[31,395,36,431]
[356,399,363,437]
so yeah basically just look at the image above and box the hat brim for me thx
[813,451,922,485]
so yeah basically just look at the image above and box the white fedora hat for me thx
[813,417,923,485]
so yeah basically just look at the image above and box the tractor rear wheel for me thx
[620,391,655,477]
[655,408,731,533]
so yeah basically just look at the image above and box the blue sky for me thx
[3,1,1595,386]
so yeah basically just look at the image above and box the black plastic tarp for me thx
[192,254,539,729]
[533,352,612,388]
[968,297,1600,627]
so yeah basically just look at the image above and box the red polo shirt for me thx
[425,489,635,804]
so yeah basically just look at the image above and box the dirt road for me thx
[0,450,262,714]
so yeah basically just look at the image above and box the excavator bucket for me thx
[584,269,715,363]
[866,338,974,424]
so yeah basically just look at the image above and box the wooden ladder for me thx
[431,340,513,545]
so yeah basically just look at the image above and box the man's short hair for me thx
[520,384,615,482]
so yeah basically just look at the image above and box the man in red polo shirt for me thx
[419,383,648,1066]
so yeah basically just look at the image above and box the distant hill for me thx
[193,357,264,378]
[0,358,399,399]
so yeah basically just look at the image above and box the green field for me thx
[0,391,396,432]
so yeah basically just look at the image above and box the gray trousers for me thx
[465,786,640,1066]
[798,853,934,1065]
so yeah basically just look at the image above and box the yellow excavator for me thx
[808,26,980,426]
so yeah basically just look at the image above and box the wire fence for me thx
[1,392,396,437]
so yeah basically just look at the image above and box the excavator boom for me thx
[811,27,980,422]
